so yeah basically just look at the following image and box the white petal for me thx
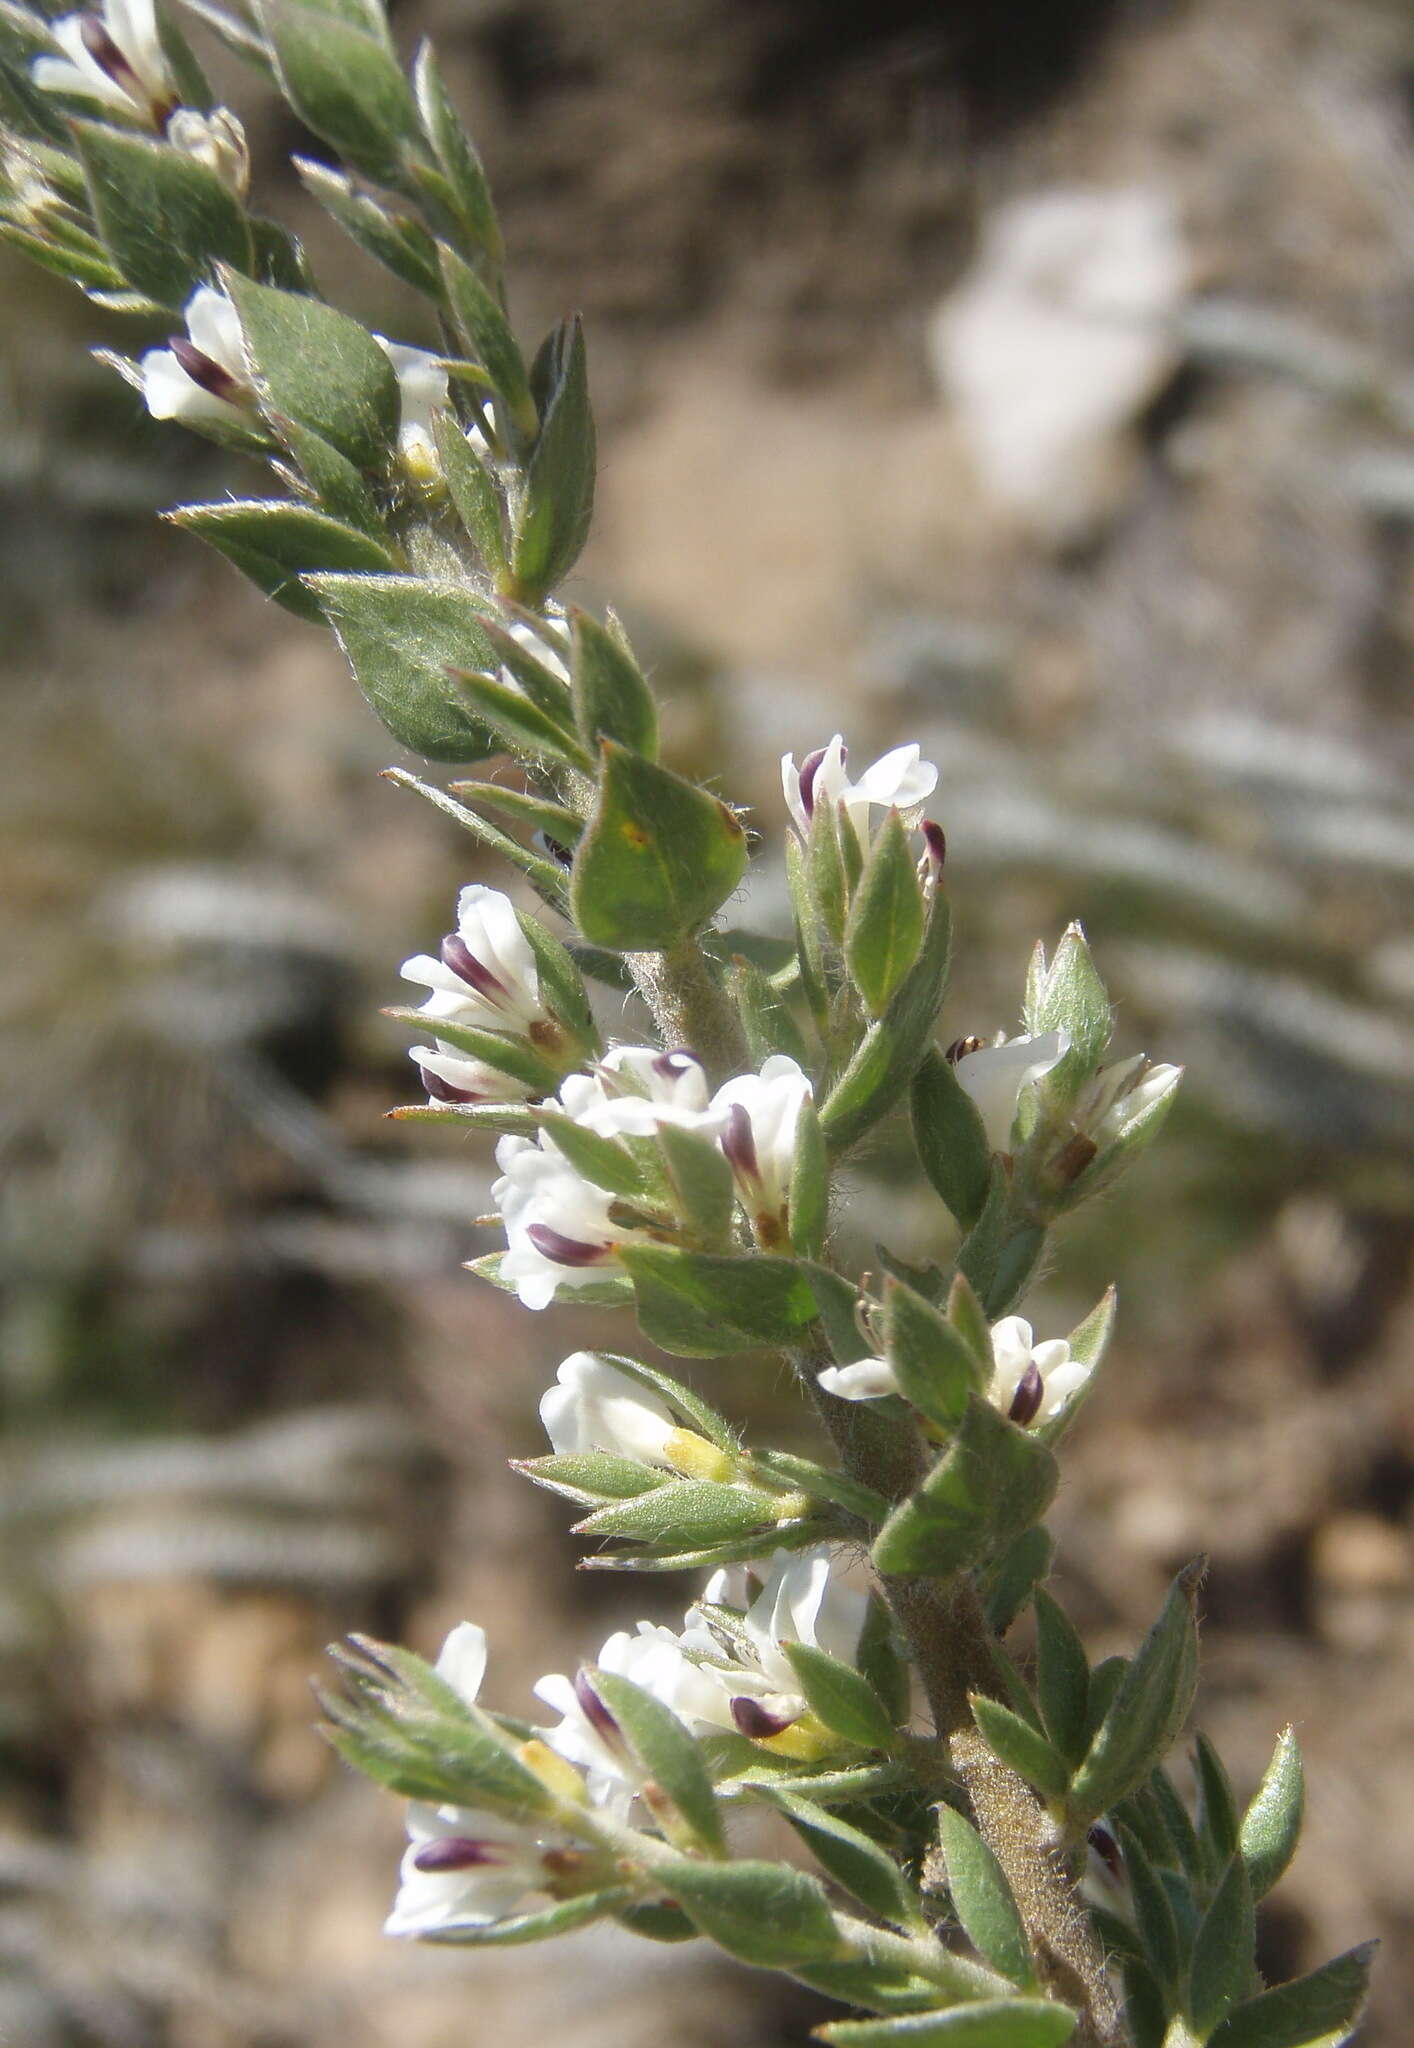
[434,1622,488,1706]
[818,1359,899,1401]
[139,346,237,426]
[539,1352,676,1463]
[954,1030,1071,1153]
[849,742,939,815]
[185,285,246,378]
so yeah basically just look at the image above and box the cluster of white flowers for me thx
[818,1314,1092,1428]
[386,1542,868,1935]
[492,1047,813,1307]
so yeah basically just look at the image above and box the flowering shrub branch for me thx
[0,4,1374,2044]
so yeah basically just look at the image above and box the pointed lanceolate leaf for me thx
[1067,1563,1202,1828]
[730,952,811,1067]
[621,1245,818,1357]
[74,122,252,309]
[982,1525,1054,1636]
[533,1111,645,1195]
[659,1857,843,1968]
[280,420,386,537]
[910,1044,992,1229]
[226,273,401,472]
[309,575,499,761]
[413,43,502,261]
[571,743,747,951]
[882,1275,989,1431]
[816,2001,1078,2046]
[574,1478,778,1549]
[167,500,397,622]
[656,1122,736,1246]
[781,1641,897,1752]
[769,1790,923,1929]
[789,1094,830,1259]
[594,1350,736,1450]
[382,1008,560,1092]
[259,0,422,188]
[294,157,441,295]
[571,608,658,757]
[510,315,595,600]
[1194,1733,1241,1876]
[1114,1824,1181,1995]
[937,1807,1036,1988]
[435,409,508,575]
[439,243,536,439]
[1023,922,1112,1080]
[968,1697,1071,1807]
[1187,1854,1257,2037]
[871,1395,1058,1578]
[1240,1727,1304,1901]
[821,889,952,1155]
[515,1450,666,1506]
[845,811,926,1015]
[1204,1943,1377,2048]
[588,1667,723,1852]
[380,766,569,902]
[446,662,590,766]
[1032,1589,1091,1769]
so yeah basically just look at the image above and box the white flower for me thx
[385,1622,566,1937]
[817,1356,899,1403]
[534,1624,722,1815]
[32,0,175,123]
[409,1042,539,1108]
[989,1316,1091,1428]
[166,107,249,195]
[559,1046,712,1140]
[711,1053,813,1235]
[493,1134,642,1310]
[679,1546,869,1738]
[1075,1054,1182,1148]
[139,284,249,427]
[781,733,939,842]
[401,883,548,1037]
[539,1352,678,1466]
[953,1028,1071,1153]
[375,338,449,474]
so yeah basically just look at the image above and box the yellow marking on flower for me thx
[518,1737,587,1804]
[664,1429,737,1484]
[752,1712,839,1764]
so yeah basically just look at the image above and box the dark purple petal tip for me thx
[922,820,947,870]
[730,1696,796,1740]
[168,336,243,403]
[1007,1358,1045,1428]
[441,932,511,1007]
[412,1835,509,1873]
[573,1669,623,1749]
[719,1101,760,1183]
[526,1223,608,1268]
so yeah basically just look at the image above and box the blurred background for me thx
[2,0,1412,2041]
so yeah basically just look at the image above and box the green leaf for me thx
[380,766,569,903]
[656,1122,737,1246]
[588,1667,723,1852]
[1082,1658,1129,1746]
[571,608,658,758]
[309,575,498,761]
[73,122,252,309]
[439,242,536,440]
[614,1899,696,1943]
[729,952,811,1067]
[882,1275,989,1432]
[1115,1824,1181,1995]
[911,1047,993,1231]
[769,1790,923,1929]
[1067,1563,1202,1828]
[845,812,926,1015]
[982,1525,1054,1635]
[1148,1764,1206,1887]
[620,1244,817,1357]
[786,830,830,1031]
[259,0,422,188]
[871,1396,1058,1578]
[1240,1727,1304,1902]
[166,500,397,622]
[789,1095,830,1259]
[1194,1732,1241,1878]
[816,2001,1077,2046]
[417,1890,630,1946]
[447,662,590,766]
[225,273,401,472]
[968,1697,1071,1807]
[435,410,507,575]
[955,1166,1046,1321]
[514,1450,665,1506]
[1032,1590,1091,1768]
[412,41,502,260]
[294,156,441,295]
[450,779,580,846]
[937,1808,1035,1988]
[593,1350,736,1450]
[382,1007,559,1092]
[533,1111,644,1195]
[821,889,952,1155]
[1205,1944,1377,2048]
[574,1478,778,1548]
[1023,923,1112,1082]
[1187,1854,1256,2036]
[748,1450,889,1526]
[659,1857,844,1968]
[571,743,748,950]
[279,420,386,536]
[510,315,596,600]
[781,1641,897,1752]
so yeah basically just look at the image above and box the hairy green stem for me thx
[627,938,749,1090]
[790,1327,1124,2045]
